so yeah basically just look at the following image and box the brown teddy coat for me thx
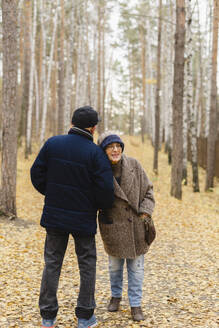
[98,154,155,259]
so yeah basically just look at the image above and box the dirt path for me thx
[0,137,218,327]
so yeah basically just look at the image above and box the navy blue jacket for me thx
[30,129,114,235]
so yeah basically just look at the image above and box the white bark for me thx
[64,0,75,132]
[205,2,213,137]
[34,65,39,136]
[74,2,88,109]
[64,43,72,132]
[26,0,37,155]
[40,2,59,144]
[165,0,175,156]
[187,0,199,191]
[205,61,212,137]
[146,18,154,140]
[39,0,46,138]
[195,65,201,137]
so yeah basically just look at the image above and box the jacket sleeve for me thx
[30,141,48,195]
[91,148,114,209]
[138,165,155,217]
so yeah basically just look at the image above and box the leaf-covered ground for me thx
[0,136,218,328]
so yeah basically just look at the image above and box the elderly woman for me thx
[97,132,155,322]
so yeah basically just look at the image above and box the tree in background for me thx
[186,0,199,192]
[57,0,65,135]
[205,0,219,191]
[1,0,18,216]
[153,0,162,174]
[26,0,37,157]
[171,0,186,199]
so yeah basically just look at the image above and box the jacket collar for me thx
[68,127,93,141]
[113,154,135,203]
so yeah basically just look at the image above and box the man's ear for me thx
[90,126,96,135]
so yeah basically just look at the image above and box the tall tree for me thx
[205,0,219,190]
[101,5,106,132]
[128,45,135,135]
[171,0,186,199]
[186,0,199,192]
[40,2,59,144]
[20,0,31,141]
[204,3,213,138]
[26,0,37,157]
[64,0,75,132]
[57,0,65,135]
[139,21,146,143]
[97,1,103,133]
[1,0,18,216]
[153,0,162,174]
[164,0,175,165]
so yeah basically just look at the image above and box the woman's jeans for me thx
[109,255,144,307]
[39,228,96,320]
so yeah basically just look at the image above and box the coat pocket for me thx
[144,217,156,245]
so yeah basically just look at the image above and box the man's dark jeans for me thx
[39,228,96,320]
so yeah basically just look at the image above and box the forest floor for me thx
[0,136,218,328]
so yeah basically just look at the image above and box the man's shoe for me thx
[41,318,56,328]
[107,297,122,312]
[77,314,97,328]
[131,307,144,321]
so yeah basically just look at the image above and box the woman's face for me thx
[105,143,122,163]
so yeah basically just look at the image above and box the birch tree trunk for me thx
[128,46,134,135]
[34,65,40,137]
[140,23,146,143]
[205,2,214,138]
[18,4,25,143]
[57,0,65,135]
[40,3,58,144]
[64,0,75,132]
[39,0,46,138]
[186,0,199,192]
[166,0,175,165]
[20,0,31,141]
[205,0,219,190]
[50,33,58,134]
[153,0,162,174]
[196,5,205,138]
[145,18,153,139]
[1,0,18,216]
[97,2,103,133]
[86,6,91,105]
[101,8,106,132]
[195,65,201,138]
[171,0,186,199]
[64,43,71,132]
[26,0,37,157]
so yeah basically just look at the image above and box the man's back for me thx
[31,131,114,234]
[33,106,113,328]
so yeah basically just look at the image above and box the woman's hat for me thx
[98,132,124,152]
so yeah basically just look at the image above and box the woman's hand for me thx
[139,213,151,220]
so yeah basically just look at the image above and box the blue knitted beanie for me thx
[99,134,124,152]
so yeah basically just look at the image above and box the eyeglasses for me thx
[106,144,122,151]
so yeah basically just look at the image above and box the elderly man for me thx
[31,106,114,328]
